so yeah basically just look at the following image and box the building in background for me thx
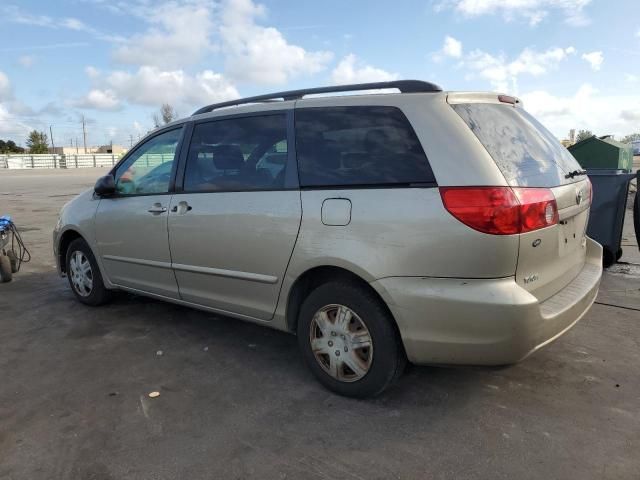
[561,129,577,148]
[49,144,127,155]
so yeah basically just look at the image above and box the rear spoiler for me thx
[446,92,522,108]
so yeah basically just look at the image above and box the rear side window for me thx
[184,114,288,192]
[452,103,583,187]
[295,106,435,187]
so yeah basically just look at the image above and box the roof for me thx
[191,80,443,116]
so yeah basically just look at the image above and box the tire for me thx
[0,255,12,283]
[7,250,18,273]
[65,238,112,306]
[297,280,406,398]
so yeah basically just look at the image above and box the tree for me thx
[152,103,178,128]
[0,139,25,153]
[620,133,640,144]
[575,129,593,143]
[7,140,25,153]
[26,130,49,154]
[161,103,177,124]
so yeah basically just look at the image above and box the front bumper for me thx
[52,228,63,276]
[372,238,603,366]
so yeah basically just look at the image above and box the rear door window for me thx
[451,103,583,187]
[184,114,288,192]
[295,106,435,187]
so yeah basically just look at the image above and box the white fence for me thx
[0,154,121,169]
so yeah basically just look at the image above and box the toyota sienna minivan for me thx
[54,80,602,397]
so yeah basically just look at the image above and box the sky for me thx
[0,0,639,148]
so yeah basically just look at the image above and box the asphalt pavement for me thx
[0,168,639,480]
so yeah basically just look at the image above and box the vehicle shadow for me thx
[2,269,537,412]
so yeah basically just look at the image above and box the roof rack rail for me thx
[192,80,442,115]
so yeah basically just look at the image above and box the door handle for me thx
[147,203,167,214]
[170,201,193,214]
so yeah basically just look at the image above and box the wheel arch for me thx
[284,265,401,338]
[57,229,85,274]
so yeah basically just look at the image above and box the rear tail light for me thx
[439,186,558,235]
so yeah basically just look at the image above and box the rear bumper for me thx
[372,238,603,366]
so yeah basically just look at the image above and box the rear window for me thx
[452,103,582,187]
[295,106,436,188]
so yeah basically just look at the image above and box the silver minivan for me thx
[54,81,602,397]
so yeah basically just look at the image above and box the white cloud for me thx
[442,35,463,58]
[220,0,333,84]
[0,71,12,100]
[331,54,399,84]
[0,104,31,138]
[74,89,121,111]
[625,73,638,83]
[522,84,640,138]
[85,66,100,78]
[108,0,332,85]
[0,5,122,42]
[112,2,215,69]
[78,66,239,111]
[18,55,35,68]
[0,72,33,139]
[438,0,592,26]
[463,45,576,92]
[581,51,603,71]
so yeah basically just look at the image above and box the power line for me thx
[81,115,87,154]
[49,125,55,153]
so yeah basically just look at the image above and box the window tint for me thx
[451,103,583,187]
[114,127,182,195]
[295,106,435,187]
[184,114,288,192]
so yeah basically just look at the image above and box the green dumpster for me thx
[568,135,633,171]
[568,135,637,267]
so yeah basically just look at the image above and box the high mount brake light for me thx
[439,187,558,235]
[498,95,518,105]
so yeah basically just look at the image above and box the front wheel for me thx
[297,281,406,398]
[66,238,112,306]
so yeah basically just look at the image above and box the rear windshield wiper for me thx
[564,169,588,179]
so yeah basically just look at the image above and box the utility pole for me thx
[49,125,55,154]
[75,138,79,154]
[81,115,87,154]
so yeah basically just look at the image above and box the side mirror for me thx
[94,174,116,196]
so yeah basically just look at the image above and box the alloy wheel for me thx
[309,304,373,382]
[69,250,93,297]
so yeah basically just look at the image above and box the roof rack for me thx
[192,80,442,115]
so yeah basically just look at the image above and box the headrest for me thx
[211,144,244,170]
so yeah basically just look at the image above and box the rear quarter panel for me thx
[285,188,519,281]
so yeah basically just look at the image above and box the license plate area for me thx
[558,214,586,256]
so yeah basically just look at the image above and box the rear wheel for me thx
[297,281,406,398]
[66,238,112,306]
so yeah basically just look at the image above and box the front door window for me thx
[114,128,183,195]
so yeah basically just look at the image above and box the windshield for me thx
[452,103,583,187]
